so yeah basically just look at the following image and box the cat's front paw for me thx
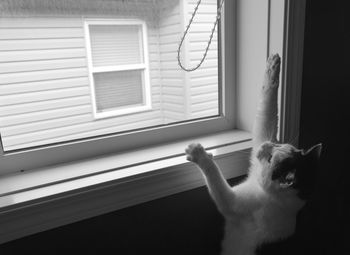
[263,54,281,90]
[185,143,212,164]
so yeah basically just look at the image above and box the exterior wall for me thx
[158,0,187,123]
[186,0,219,119]
[0,16,163,151]
[0,0,219,151]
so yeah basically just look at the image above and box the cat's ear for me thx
[302,143,322,160]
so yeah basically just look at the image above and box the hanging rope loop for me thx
[177,0,225,72]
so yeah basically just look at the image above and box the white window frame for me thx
[84,19,152,119]
[0,0,307,245]
[0,2,235,174]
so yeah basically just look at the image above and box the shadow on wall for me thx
[296,0,349,254]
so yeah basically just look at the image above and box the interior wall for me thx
[0,182,228,255]
[295,0,348,254]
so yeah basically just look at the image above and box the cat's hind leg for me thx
[252,54,281,149]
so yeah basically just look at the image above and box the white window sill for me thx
[0,129,251,244]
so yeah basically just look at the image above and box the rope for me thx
[177,0,225,72]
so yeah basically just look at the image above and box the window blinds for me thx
[89,24,143,67]
[94,70,144,111]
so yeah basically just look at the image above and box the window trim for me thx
[84,19,152,119]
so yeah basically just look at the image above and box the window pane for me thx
[0,0,220,152]
[89,24,143,67]
[94,70,144,112]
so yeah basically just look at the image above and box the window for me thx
[0,0,303,178]
[85,20,152,118]
[0,0,223,166]
[0,0,306,244]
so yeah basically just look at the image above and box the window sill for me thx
[0,129,251,244]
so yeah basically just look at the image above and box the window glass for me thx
[0,0,220,152]
[89,24,143,67]
[94,70,144,112]
[85,21,150,118]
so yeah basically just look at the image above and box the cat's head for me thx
[255,141,322,200]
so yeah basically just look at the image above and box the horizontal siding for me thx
[191,92,218,104]
[190,108,218,119]
[0,68,88,85]
[0,58,87,74]
[186,0,219,119]
[0,48,86,62]
[187,2,217,14]
[2,114,92,137]
[3,112,164,149]
[162,94,185,104]
[162,111,185,122]
[0,87,90,107]
[159,33,180,44]
[189,58,218,69]
[189,67,218,79]
[189,76,218,87]
[188,31,217,42]
[190,41,218,51]
[190,50,217,61]
[0,96,91,117]
[0,38,85,51]
[0,105,92,128]
[191,100,218,113]
[4,118,164,151]
[159,1,186,122]
[0,77,89,95]
[191,84,218,96]
[0,15,163,151]
[0,28,84,39]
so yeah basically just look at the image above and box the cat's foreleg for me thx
[185,143,235,216]
[252,54,281,149]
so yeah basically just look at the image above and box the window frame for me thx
[84,19,152,119]
[0,0,235,175]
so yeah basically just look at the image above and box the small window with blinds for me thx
[84,20,152,119]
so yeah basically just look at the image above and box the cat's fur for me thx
[185,54,322,255]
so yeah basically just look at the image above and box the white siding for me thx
[0,0,220,151]
[186,0,219,119]
[159,0,187,123]
[0,16,163,151]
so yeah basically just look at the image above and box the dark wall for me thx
[296,0,348,254]
[0,0,348,254]
[0,184,225,255]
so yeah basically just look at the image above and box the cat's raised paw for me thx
[185,143,212,164]
[264,54,281,89]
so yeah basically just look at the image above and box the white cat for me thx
[185,54,321,255]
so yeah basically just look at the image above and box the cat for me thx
[185,54,322,255]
